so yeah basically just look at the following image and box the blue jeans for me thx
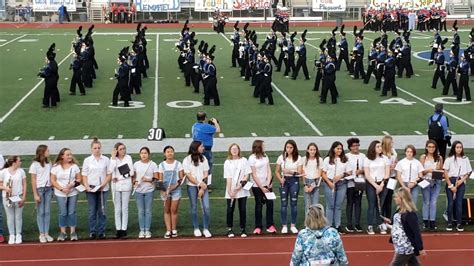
[404,182,420,206]
[135,191,154,231]
[36,187,53,234]
[324,181,347,227]
[203,148,213,176]
[86,191,108,234]
[280,177,300,225]
[56,195,78,228]
[187,186,210,229]
[303,187,320,217]
[0,196,3,235]
[446,179,466,225]
[366,183,388,226]
[422,180,442,221]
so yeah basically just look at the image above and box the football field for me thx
[0,26,473,143]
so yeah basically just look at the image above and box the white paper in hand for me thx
[387,178,397,190]
[9,195,21,203]
[75,184,86,192]
[90,186,100,193]
[417,180,430,189]
[470,172,474,180]
[243,182,253,191]
[264,192,276,200]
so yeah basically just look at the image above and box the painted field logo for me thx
[166,100,202,108]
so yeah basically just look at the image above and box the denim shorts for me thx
[160,188,182,201]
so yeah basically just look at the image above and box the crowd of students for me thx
[0,136,471,244]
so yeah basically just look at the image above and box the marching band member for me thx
[336,25,351,72]
[457,53,471,102]
[292,30,310,80]
[443,49,458,96]
[431,40,448,89]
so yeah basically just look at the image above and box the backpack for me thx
[428,115,444,140]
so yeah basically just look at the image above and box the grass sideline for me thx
[2,149,473,242]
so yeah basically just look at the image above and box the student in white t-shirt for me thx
[183,141,211,238]
[381,135,398,225]
[133,146,159,239]
[364,140,390,235]
[345,138,366,233]
[158,145,184,239]
[0,156,26,245]
[321,141,353,234]
[443,140,472,232]
[224,143,251,238]
[248,140,276,235]
[395,145,424,206]
[50,148,82,242]
[0,153,3,243]
[82,138,111,240]
[108,142,134,240]
[301,143,323,217]
[29,145,54,243]
[275,140,303,234]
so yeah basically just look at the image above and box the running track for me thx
[1,233,473,265]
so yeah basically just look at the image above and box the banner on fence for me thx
[135,0,181,12]
[312,0,346,12]
[194,0,233,12]
[33,0,76,12]
[233,0,270,10]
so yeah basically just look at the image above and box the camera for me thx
[208,117,219,126]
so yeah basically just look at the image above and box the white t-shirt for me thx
[109,155,134,192]
[395,158,424,183]
[133,160,159,194]
[364,155,390,183]
[224,158,252,199]
[158,160,184,184]
[346,153,367,178]
[82,155,111,191]
[443,156,472,177]
[29,161,52,188]
[302,156,323,180]
[0,168,26,197]
[182,155,209,186]
[248,154,270,187]
[51,164,81,197]
[322,157,353,180]
[0,154,4,170]
[276,155,303,176]
[385,149,398,177]
[422,157,439,180]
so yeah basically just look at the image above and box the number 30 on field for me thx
[147,128,165,141]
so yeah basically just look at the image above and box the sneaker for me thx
[337,227,345,235]
[345,225,354,233]
[281,226,288,234]
[423,220,429,230]
[456,224,464,232]
[194,229,202,237]
[203,229,212,238]
[138,231,145,239]
[367,225,375,235]
[0,235,4,243]
[15,234,22,244]
[57,232,67,241]
[145,231,152,239]
[429,221,438,231]
[98,233,106,240]
[379,224,387,235]
[39,235,47,243]
[227,229,235,238]
[89,233,96,240]
[164,231,172,239]
[45,234,54,242]
[8,235,15,245]
[290,226,298,234]
[171,230,178,238]
[70,232,78,241]
[266,225,277,234]
[355,225,363,233]
[240,229,247,238]
[253,228,262,235]
[446,224,453,231]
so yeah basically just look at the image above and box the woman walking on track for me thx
[249,140,276,235]
[290,204,349,265]
[386,187,426,266]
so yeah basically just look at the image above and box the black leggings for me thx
[226,197,247,230]
[252,187,274,229]
[346,187,363,226]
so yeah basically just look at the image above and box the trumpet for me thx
[6,179,13,208]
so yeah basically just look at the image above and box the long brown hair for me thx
[382,135,394,157]
[282,139,299,162]
[328,141,347,164]
[424,140,440,162]
[252,140,265,159]
[226,143,241,160]
[54,148,78,166]
[305,143,321,168]
[188,141,204,166]
[33,144,49,167]
[3,156,20,169]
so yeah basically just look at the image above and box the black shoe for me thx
[89,233,97,240]
[429,221,437,231]
[114,230,121,239]
[80,93,86,96]
[423,220,429,231]
[345,225,354,233]
[121,230,128,239]
[446,224,453,231]
[227,229,235,238]
[337,226,345,235]
[319,101,326,104]
[69,92,76,95]
[456,224,464,232]
[355,225,363,233]
[98,233,106,239]
[42,105,49,108]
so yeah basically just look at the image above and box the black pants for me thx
[432,68,446,89]
[252,187,274,229]
[381,186,393,220]
[364,62,376,84]
[191,70,201,93]
[375,65,384,89]
[390,253,420,266]
[284,56,295,76]
[353,58,365,79]
[430,48,437,61]
[276,51,284,71]
[292,56,309,79]
[43,81,57,107]
[321,78,337,103]
[129,75,141,94]
[231,47,239,67]
[457,74,471,101]
[434,138,448,160]
[398,59,413,78]
[382,74,398,96]
[337,52,351,72]
[346,187,362,227]
[226,197,247,230]
[204,77,220,105]
[70,70,85,94]
[443,72,458,96]
[240,58,247,77]
[313,69,323,91]
[112,82,130,106]
[82,61,93,88]
[184,63,192,86]
[259,77,274,105]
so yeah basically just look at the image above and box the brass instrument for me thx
[6,179,13,208]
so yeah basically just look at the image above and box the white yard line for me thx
[152,34,160,128]
[0,34,26,47]
[0,52,73,124]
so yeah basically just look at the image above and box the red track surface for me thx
[1,233,473,265]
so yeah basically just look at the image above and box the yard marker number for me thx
[148,128,165,141]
